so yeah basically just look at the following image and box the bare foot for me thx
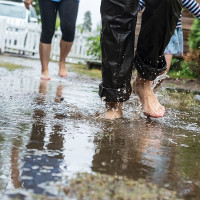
[133,76,165,118]
[41,71,51,80]
[59,62,68,77]
[104,102,123,120]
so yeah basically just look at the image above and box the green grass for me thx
[0,62,26,71]
[68,62,198,81]
[168,67,198,79]
[168,70,196,79]
[161,89,200,110]
[168,59,199,79]
[68,63,101,79]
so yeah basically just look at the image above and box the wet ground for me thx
[0,54,200,199]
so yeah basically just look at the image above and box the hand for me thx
[24,0,33,10]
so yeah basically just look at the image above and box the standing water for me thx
[0,55,200,199]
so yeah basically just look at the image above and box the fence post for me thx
[0,20,6,54]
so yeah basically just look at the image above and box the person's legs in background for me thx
[39,43,52,80]
[150,54,172,91]
[153,28,184,90]
[100,0,139,119]
[58,40,72,77]
[58,0,79,77]
[133,0,182,117]
[38,0,58,80]
[165,54,173,73]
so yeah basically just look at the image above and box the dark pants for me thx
[38,0,79,44]
[99,0,182,102]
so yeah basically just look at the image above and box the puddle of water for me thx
[0,55,200,199]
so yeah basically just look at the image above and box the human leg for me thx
[38,0,58,80]
[58,0,79,77]
[100,0,139,119]
[165,54,173,72]
[134,0,182,117]
[39,43,51,80]
[58,40,72,77]
[153,27,183,90]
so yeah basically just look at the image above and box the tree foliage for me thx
[183,19,200,78]
[189,19,200,50]
[76,24,84,34]
[33,0,40,16]
[87,35,101,60]
[86,25,101,60]
[83,11,92,32]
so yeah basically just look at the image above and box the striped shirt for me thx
[139,0,200,28]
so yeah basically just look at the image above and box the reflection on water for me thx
[0,56,200,199]
[92,121,170,182]
[91,120,200,199]
[20,82,65,195]
[10,81,66,196]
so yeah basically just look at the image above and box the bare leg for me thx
[40,42,51,80]
[165,54,173,72]
[59,39,73,77]
[153,54,173,90]
[104,102,123,120]
[133,75,165,118]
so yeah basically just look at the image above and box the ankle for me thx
[42,70,48,74]
[59,61,66,65]
[136,76,151,88]
[104,102,123,120]
[106,102,122,111]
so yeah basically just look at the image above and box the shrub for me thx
[188,19,200,50]
[183,50,200,77]
[86,34,101,60]
[183,19,200,78]
[168,60,198,79]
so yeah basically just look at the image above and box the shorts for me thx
[164,27,183,56]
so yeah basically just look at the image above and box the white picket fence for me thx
[51,28,92,62]
[0,19,93,62]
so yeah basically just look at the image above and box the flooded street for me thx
[0,55,200,199]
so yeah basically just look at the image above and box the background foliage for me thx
[183,19,200,78]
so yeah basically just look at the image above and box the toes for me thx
[59,72,68,77]
[40,76,51,80]
[59,69,68,77]
[159,105,165,112]
[144,112,163,118]
[143,106,165,118]
[156,106,165,117]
